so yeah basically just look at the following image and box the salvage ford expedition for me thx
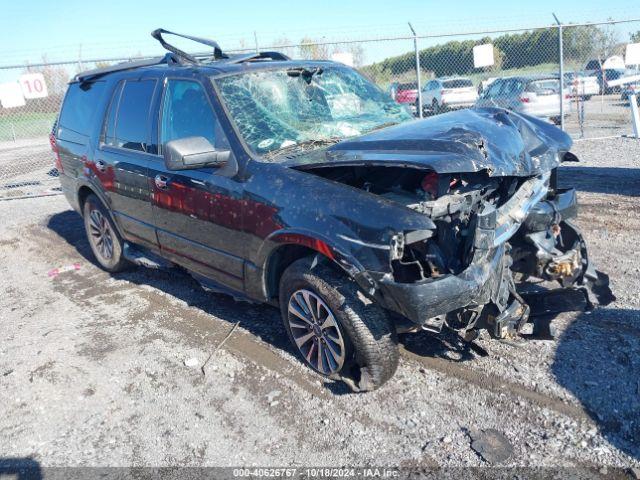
[52,29,612,391]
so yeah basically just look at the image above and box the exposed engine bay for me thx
[304,161,613,339]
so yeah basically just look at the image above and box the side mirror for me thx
[163,136,230,171]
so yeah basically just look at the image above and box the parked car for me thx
[418,77,478,115]
[475,75,570,124]
[389,81,418,114]
[51,29,611,391]
[564,71,599,100]
[594,69,626,95]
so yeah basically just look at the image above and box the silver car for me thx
[475,75,569,124]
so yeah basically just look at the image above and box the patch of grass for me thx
[0,112,57,142]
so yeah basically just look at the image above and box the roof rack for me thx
[150,28,226,63]
[74,53,181,82]
[74,28,291,82]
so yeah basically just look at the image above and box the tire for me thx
[279,257,399,392]
[432,99,440,115]
[82,194,130,272]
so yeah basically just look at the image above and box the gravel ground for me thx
[0,137,639,472]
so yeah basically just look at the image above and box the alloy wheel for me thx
[88,209,114,261]
[287,289,346,375]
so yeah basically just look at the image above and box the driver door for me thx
[149,78,246,291]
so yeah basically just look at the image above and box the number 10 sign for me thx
[19,73,48,99]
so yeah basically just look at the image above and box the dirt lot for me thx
[0,137,639,471]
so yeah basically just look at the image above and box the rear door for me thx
[93,77,160,248]
[149,77,246,291]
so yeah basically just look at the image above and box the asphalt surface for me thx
[0,137,638,471]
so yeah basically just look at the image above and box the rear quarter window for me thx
[526,80,559,94]
[57,81,106,143]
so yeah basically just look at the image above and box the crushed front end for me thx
[367,166,612,339]
[290,107,613,340]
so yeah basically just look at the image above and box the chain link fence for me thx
[1,18,639,198]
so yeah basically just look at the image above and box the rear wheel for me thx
[83,194,129,272]
[279,257,399,392]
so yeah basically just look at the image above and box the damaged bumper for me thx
[366,173,611,337]
[374,242,516,330]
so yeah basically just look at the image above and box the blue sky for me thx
[2,0,640,67]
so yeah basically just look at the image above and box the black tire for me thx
[279,257,399,392]
[432,99,440,115]
[82,194,130,273]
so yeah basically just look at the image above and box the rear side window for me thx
[502,79,524,96]
[103,79,157,153]
[485,80,503,97]
[398,83,417,90]
[443,79,473,88]
[58,81,106,141]
[526,80,559,94]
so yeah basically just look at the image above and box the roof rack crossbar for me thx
[75,53,180,82]
[224,51,291,64]
[151,28,225,63]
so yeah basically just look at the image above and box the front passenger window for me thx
[160,80,228,151]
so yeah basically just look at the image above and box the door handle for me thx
[155,174,170,190]
[96,160,107,172]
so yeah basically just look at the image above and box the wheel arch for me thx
[76,183,125,239]
[262,232,364,302]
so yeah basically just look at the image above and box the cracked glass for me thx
[214,65,412,160]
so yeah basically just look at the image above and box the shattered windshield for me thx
[214,65,412,160]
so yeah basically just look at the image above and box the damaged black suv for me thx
[53,30,611,391]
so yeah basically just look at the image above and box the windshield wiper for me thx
[262,137,342,160]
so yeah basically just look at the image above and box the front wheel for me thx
[279,257,399,392]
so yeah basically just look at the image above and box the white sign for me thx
[473,43,495,68]
[20,73,48,99]
[0,82,26,109]
[626,43,640,66]
[331,52,354,67]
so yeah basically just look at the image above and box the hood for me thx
[285,107,573,177]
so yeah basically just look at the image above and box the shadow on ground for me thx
[46,210,292,356]
[558,165,640,196]
[552,307,640,461]
[0,458,42,480]
[46,210,640,460]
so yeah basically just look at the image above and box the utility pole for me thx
[408,22,423,118]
